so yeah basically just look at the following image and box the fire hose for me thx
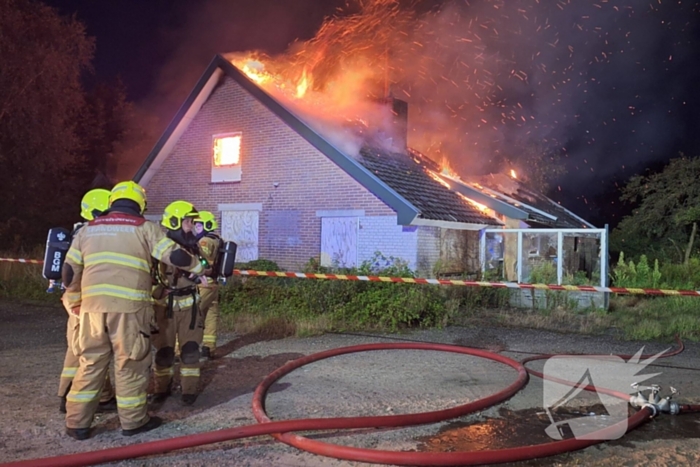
[2,340,698,467]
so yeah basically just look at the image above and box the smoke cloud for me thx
[119,0,700,222]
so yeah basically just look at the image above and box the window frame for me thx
[212,132,242,168]
[211,131,243,183]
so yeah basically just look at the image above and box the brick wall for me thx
[145,76,395,270]
[416,226,440,277]
[357,216,418,271]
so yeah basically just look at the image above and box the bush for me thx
[237,259,281,272]
[659,258,700,290]
[0,262,57,303]
[219,253,513,333]
[357,251,414,277]
[611,252,661,288]
[529,261,556,284]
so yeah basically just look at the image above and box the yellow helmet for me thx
[80,188,111,221]
[194,211,218,232]
[110,181,147,214]
[162,200,198,230]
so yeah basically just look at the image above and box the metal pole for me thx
[479,230,486,275]
[557,231,563,285]
[602,224,610,310]
[601,225,608,288]
[517,231,523,283]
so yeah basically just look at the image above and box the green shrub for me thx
[612,252,661,288]
[219,253,510,333]
[0,264,57,303]
[529,261,556,284]
[338,283,447,331]
[659,258,700,289]
[237,259,281,272]
[358,251,415,277]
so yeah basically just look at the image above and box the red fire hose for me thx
[1,341,694,467]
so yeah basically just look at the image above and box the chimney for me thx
[373,96,409,153]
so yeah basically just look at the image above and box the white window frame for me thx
[211,132,242,183]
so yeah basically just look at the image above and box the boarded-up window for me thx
[321,217,358,268]
[221,210,258,262]
[266,211,301,248]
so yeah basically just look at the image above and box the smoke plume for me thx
[119,0,700,220]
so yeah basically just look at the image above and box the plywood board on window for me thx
[221,210,259,262]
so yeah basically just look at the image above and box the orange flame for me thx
[236,58,273,85]
[429,169,490,213]
[439,157,462,179]
[296,68,311,98]
[510,169,517,179]
[459,193,489,213]
[428,170,451,189]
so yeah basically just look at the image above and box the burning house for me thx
[133,54,597,280]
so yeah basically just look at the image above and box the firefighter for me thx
[150,201,207,406]
[193,211,222,359]
[58,188,116,414]
[62,182,207,440]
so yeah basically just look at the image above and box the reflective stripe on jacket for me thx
[62,212,203,313]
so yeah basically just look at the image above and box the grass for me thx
[218,282,700,343]
[608,295,700,341]
[2,261,700,343]
[495,308,612,335]
[217,301,615,338]
[0,261,58,303]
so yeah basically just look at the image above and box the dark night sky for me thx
[43,0,345,100]
[43,0,700,229]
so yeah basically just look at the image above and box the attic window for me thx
[211,132,242,183]
[213,134,241,167]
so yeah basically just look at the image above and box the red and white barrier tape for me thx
[0,258,43,264]
[2,257,699,297]
[234,270,700,297]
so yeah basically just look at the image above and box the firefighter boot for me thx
[96,397,118,413]
[122,416,163,437]
[181,394,198,406]
[66,427,91,441]
[149,381,172,405]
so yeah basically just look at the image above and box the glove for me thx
[152,285,169,300]
[70,306,81,316]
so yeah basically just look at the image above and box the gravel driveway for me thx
[1,300,699,466]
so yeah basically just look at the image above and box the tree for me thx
[611,155,700,264]
[75,80,132,183]
[0,0,131,249]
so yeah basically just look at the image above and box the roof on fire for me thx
[133,54,593,230]
[467,173,595,228]
[359,147,500,226]
[133,54,500,229]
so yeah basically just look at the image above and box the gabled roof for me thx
[359,147,498,226]
[464,173,596,229]
[133,54,499,229]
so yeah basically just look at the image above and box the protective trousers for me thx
[152,300,204,395]
[199,284,219,352]
[65,309,153,431]
[59,313,114,402]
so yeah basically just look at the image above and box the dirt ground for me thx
[1,300,700,466]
